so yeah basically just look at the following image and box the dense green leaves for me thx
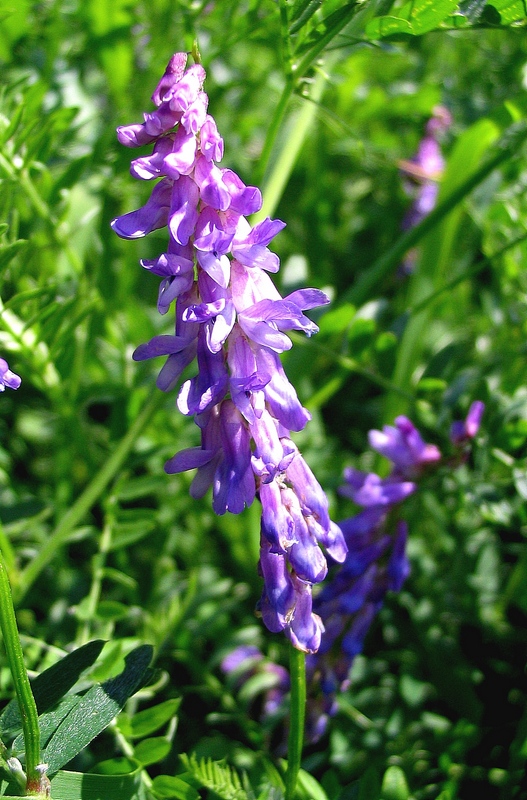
[0,2,526,799]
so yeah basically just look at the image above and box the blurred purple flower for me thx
[113,53,339,652]
[450,400,485,445]
[399,106,452,272]
[368,416,441,479]
[0,358,21,391]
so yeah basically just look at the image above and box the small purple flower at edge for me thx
[450,400,485,445]
[112,52,347,653]
[0,358,21,392]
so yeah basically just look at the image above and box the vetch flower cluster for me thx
[111,53,346,653]
[306,406,483,732]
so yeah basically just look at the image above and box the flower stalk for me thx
[285,644,306,800]
[0,549,49,796]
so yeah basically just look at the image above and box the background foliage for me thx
[1,0,527,798]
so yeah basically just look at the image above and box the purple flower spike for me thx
[0,358,21,391]
[113,53,336,653]
[287,579,324,654]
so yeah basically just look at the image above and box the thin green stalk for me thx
[285,645,306,800]
[253,57,336,224]
[0,551,43,794]
[17,390,164,603]
[254,77,296,187]
[77,511,115,646]
[344,123,527,307]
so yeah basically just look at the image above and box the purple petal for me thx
[111,179,173,239]
[151,53,188,106]
[168,175,199,245]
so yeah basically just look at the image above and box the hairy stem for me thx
[285,645,306,800]
[0,550,43,794]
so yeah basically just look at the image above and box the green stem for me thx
[17,390,164,603]
[77,510,115,647]
[344,123,527,307]
[285,645,306,800]
[0,551,42,794]
[254,77,296,187]
[253,58,336,224]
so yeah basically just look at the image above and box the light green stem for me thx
[77,512,114,646]
[17,391,164,603]
[253,58,335,224]
[0,550,42,794]
[285,645,306,800]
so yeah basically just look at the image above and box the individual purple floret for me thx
[450,400,485,445]
[368,416,441,479]
[112,52,345,653]
[0,358,21,392]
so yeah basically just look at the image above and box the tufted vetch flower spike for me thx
[112,52,335,652]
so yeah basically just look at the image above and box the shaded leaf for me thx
[0,640,105,739]
[43,645,153,774]
[151,774,200,800]
[50,762,145,800]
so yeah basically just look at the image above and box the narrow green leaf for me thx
[289,0,324,35]
[129,698,181,739]
[43,645,153,774]
[151,774,200,800]
[489,0,527,23]
[0,240,27,271]
[50,763,145,800]
[12,695,80,754]
[179,754,249,800]
[109,520,156,551]
[0,640,105,739]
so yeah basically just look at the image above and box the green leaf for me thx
[0,640,105,739]
[73,599,130,623]
[366,0,459,37]
[12,694,80,754]
[50,762,145,800]
[380,766,410,800]
[488,0,527,24]
[151,774,200,800]
[0,240,27,272]
[295,768,329,800]
[129,698,181,739]
[134,737,172,766]
[179,754,250,800]
[43,645,153,774]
